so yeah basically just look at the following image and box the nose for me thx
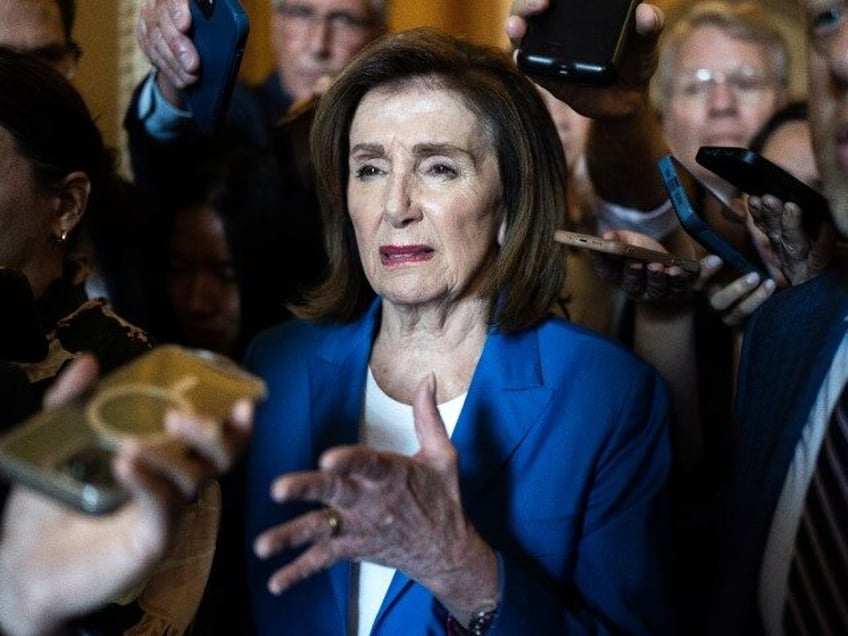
[706,80,737,114]
[825,23,848,85]
[306,17,331,57]
[185,273,215,314]
[382,171,421,228]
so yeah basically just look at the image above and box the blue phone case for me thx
[658,155,763,276]
[184,0,250,135]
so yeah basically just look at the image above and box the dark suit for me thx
[243,300,674,635]
[710,266,848,634]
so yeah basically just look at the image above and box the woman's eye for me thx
[426,162,458,178]
[354,164,383,179]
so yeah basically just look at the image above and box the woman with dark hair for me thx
[0,47,220,635]
[244,29,672,635]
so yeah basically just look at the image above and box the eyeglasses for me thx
[273,1,375,35]
[669,66,779,105]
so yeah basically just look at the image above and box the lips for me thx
[379,245,434,265]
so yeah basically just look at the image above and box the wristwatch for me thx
[446,603,498,636]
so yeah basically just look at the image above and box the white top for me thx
[758,328,848,635]
[353,367,466,636]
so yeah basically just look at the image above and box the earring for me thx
[57,230,68,244]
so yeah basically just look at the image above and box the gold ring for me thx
[323,508,342,537]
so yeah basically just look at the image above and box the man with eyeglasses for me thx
[653,1,789,191]
[126,0,387,179]
[0,0,81,79]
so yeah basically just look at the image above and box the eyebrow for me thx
[349,142,481,164]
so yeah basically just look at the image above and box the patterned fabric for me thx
[783,383,848,634]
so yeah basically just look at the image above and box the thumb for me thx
[412,374,453,461]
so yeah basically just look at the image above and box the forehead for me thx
[676,24,771,71]
[0,0,65,48]
[351,83,483,139]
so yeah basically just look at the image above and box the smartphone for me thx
[695,145,829,237]
[516,0,639,86]
[183,0,250,135]
[555,229,700,273]
[658,154,765,276]
[0,345,266,514]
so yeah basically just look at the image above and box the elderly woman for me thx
[245,29,672,635]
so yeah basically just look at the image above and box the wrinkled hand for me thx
[748,194,836,286]
[254,375,497,624]
[592,230,698,302]
[506,1,663,119]
[137,0,198,105]
[0,355,253,636]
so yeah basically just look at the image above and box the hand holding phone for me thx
[555,230,700,273]
[658,155,765,276]
[695,145,829,237]
[516,0,639,86]
[183,0,250,135]
[0,346,266,514]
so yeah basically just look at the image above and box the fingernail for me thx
[765,279,777,293]
[705,255,722,269]
[745,273,761,286]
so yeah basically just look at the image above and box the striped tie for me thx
[783,387,848,635]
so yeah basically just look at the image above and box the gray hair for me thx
[652,1,789,110]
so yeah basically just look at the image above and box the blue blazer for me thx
[710,267,848,634]
[243,300,673,635]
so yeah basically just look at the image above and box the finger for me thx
[264,541,344,595]
[271,464,368,508]
[112,441,182,525]
[125,437,209,501]
[642,263,669,301]
[633,2,665,41]
[666,267,693,300]
[692,255,722,292]
[758,194,785,245]
[721,279,776,327]
[621,261,647,298]
[778,202,809,261]
[254,508,340,560]
[164,400,253,473]
[43,355,99,409]
[709,272,761,312]
[412,375,454,460]
[139,0,198,87]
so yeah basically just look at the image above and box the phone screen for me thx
[517,0,638,86]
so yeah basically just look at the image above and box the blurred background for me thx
[73,0,805,170]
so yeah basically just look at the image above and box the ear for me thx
[497,215,506,247]
[51,171,91,242]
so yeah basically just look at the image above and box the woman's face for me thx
[167,204,242,356]
[0,126,55,286]
[346,83,503,309]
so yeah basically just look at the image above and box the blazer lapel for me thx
[375,326,555,623]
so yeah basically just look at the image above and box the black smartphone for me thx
[555,230,700,273]
[183,0,250,135]
[0,345,266,514]
[658,155,765,276]
[516,0,639,86]
[696,145,829,238]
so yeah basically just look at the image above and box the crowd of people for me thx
[1,0,847,634]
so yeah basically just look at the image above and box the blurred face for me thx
[0,127,57,294]
[663,25,784,186]
[271,0,380,102]
[538,86,590,174]
[0,0,78,78]
[803,0,848,235]
[347,84,503,309]
[167,204,241,356]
